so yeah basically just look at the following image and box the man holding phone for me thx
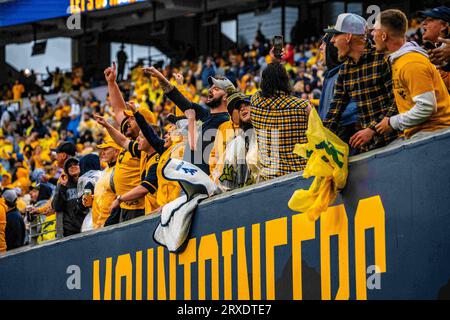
[250,40,311,180]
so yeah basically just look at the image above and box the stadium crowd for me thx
[1,6,450,253]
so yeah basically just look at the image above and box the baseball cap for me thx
[53,141,76,156]
[226,91,251,115]
[97,135,122,150]
[418,6,450,23]
[324,13,367,35]
[208,76,236,93]
[123,106,157,124]
[2,189,18,206]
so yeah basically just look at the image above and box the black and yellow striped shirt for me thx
[323,44,398,152]
[250,90,309,180]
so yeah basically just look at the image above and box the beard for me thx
[206,96,222,109]
[337,54,347,62]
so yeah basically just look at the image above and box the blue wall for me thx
[1,131,450,300]
[0,0,144,27]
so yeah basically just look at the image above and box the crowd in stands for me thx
[1,6,450,253]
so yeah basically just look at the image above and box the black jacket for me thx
[5,208,25,250]
[52,178,85,236]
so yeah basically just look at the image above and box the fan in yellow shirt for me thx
[90,136,122,228]
[373,10,450,138]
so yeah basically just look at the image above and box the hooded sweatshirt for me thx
[388,41,450,138]
[52,160,85,236]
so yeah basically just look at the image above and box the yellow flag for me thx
[288,108,349,221]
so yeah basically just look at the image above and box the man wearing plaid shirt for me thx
[251,55,311,180]
[323,13,398,153]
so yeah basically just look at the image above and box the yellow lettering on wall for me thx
[252,223,261,300]
[135,251,142,300]
[115,254,132,300]
[169,253,177,300]
[198,234,220,300]
[95,0,103,10]
[354,196,386,300]
[80,0,85,12]
[320,205,349,300]
[178,238,196,300]
[93,260,100,300]
[157,246,167,300]
[104,257,112,300]
[222,229,233,300]
[291,213,315,300]
[147,249,154,300]
[70,0,75,14]
[87,0,94,11]
[74,0,81,12]
[237,227,250,300]
[266,217,288,300]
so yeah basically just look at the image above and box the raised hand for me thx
[59,173,68,187]
[93,113,108,128]
[126,101,137,114]
[269,46,286,63]
[104,62,117,83]
[173,72,184,85]
[142,66,163,78]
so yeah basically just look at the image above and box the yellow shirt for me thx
[92,166,116,228]
[0,198,7,253]
[12,84,24,101]
[392,52,450,138]
[156,142,185,207]
[140,152,159,215]
[114,142,145,210]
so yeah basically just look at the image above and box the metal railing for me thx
[28,212,60,246]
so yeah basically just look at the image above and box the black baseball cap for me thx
[418,6,450,23]
[226,92,251,115]
[53,141,76,156]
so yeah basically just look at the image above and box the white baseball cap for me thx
[324,13,367,36]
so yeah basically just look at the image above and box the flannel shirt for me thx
[324,44,398,152]
[251,90,309,180]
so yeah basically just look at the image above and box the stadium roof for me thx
[0,0,290,46]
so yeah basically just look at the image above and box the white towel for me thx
[153,158,220,253]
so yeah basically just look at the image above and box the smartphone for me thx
[273,35,284,59]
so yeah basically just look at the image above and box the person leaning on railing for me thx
[250,47,311,181]
[373,9,450,139]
